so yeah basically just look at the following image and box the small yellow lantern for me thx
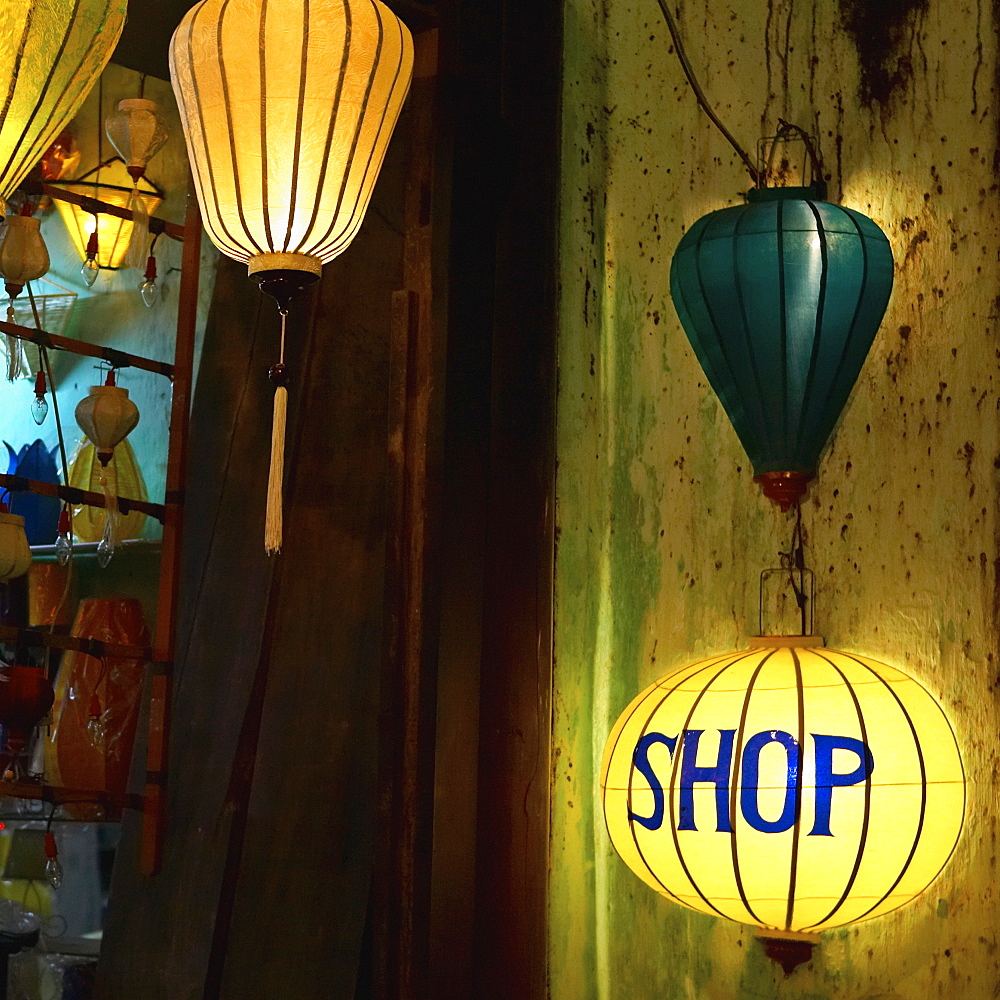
[601,638,964,933]
[0,1,127,210]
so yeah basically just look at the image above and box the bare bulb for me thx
[30,394,48,425]
[140,279,159,308]
[96,534,113,568]
[44,833,63,889]
[55,533,72,566]
[86,713,106,748]
[81,258,99,287]
[45,855,63,889]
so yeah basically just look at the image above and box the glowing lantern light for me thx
[601,638,964,933]
[53,158,164,271]
[669,187,894,510]
[169,0,415,554]
[0,1,127,211]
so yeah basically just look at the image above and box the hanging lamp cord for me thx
[778,503,810,636]
[653,0,761,184]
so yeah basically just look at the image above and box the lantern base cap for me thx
[755,928,820,977]
[248,253,323,279]
[754,470,814,511]
[253,268,321,315]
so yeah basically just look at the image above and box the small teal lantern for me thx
[669,185,894,508]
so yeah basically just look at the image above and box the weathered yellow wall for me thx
[552,1,1000,997]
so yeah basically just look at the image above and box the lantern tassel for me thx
[124,184,149,271]
[5,305,22,382]
[264,312,289,555]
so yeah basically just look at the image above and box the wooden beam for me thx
[140,175,203,876]
[0,319,174,378]
[0,473,166,522]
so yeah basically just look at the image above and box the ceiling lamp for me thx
[0,1,127,211]
[52,157,165,274]
[169,0,415,554]
[669,184,894,509]
[601,638,964,946]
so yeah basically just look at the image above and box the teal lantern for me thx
[669,185,894,509]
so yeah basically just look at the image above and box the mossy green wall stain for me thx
[554,0,1000,997]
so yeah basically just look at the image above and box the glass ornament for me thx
[81,257,100,287]
[43,834,63,889]
[30,395,48,426]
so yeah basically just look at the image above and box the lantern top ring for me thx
[248,253,322,279]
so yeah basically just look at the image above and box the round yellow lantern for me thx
[600,637,965,932]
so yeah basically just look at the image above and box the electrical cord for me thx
[654,0,761,184]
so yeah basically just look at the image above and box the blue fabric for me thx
[4,440,61,546]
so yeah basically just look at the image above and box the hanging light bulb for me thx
[105,98,169,271]
[81,221,100,287]
[74,370,140,565]
[43,833,63,889]
[30,370,48,425]
[86,692,106,748]
[55,508,73,566]
[0,207,50,381]
[170,0,415,555]
[140,254,159,308]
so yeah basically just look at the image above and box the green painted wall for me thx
[552,1,1000,997]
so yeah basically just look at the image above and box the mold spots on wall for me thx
[838,0,928,107]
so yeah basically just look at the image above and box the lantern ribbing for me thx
[0,1,127,210]
[601,641,965,933]
[169,0,414,276]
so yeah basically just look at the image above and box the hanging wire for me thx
[778,503,809,636]
[653,0,761,184]
[761,118,824,190]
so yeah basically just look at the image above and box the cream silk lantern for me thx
[169,0,415,554]
[74,371,141,566]
[0,1,127,212]
[601,637,965,933]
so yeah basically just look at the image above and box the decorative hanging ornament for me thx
[0,207,49,381]
[669,185,894,509]
[140,253,159,308]
[170,0,415,555]
[0,503,31,583]
[0,275,77,381]
[54,159,165,276]
[74,371,140,567]
[0,2,127,213]
[105,98,170,270]
[601,637,964,937]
